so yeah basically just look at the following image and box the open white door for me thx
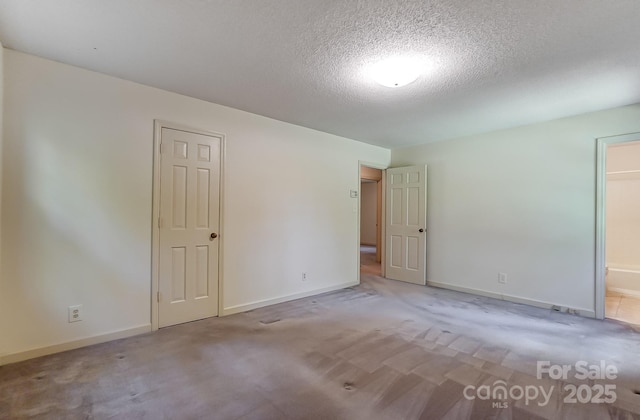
[158,128,221,327]
[385,165,427,285]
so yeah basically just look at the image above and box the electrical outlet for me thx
[302,272,308,282]
[68,305,83,323]
[498,273,507,284]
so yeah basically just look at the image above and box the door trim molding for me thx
[595,132,640,320]
[151,120,226,331]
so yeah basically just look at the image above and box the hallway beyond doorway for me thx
[360,245,381,277]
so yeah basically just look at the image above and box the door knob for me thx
[419,228,424,233]
[210,232,218,240]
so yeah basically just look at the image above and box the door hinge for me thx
[159,142,165,154]
[157,292,161,303]
[158,217,163,228]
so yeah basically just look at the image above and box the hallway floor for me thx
[2,268,640,418]
[360,245,381,277]
[606,291,640,326]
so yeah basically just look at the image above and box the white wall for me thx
[606,141,640,293]
[0,49,390,361]
[392,104,640,315]
[360,182,377,245]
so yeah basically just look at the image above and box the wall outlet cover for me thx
[68,304,83,323]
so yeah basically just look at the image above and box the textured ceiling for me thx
[1,0,640,148]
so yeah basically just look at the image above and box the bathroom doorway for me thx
[604,140,640,325]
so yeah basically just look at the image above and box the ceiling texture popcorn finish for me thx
[1,0,640,148]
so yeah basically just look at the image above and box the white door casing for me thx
[158,127,221,327]
[385,165,427,285]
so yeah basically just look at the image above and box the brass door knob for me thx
[210,232,218,240]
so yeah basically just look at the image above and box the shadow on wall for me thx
[2,130,150,351]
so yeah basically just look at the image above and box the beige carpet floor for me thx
[2,254,640,419]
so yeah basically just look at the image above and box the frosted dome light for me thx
[369,56,423,88]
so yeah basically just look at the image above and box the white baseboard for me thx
[607,265,640,273]
[0,324,152,366]
[427,281,596,319]
[222,281,360,316]
[607,287,640,299]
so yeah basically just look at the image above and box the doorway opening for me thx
[360,165,383,278]
[603,140,640,325]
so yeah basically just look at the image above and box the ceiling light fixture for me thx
[369,56,423,88]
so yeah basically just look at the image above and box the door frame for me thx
[595,132,640,320]
[358,161,388,283]
[151,120,226,331]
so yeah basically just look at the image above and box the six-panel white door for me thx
[159,128,220,327]
[385,165,427,285]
